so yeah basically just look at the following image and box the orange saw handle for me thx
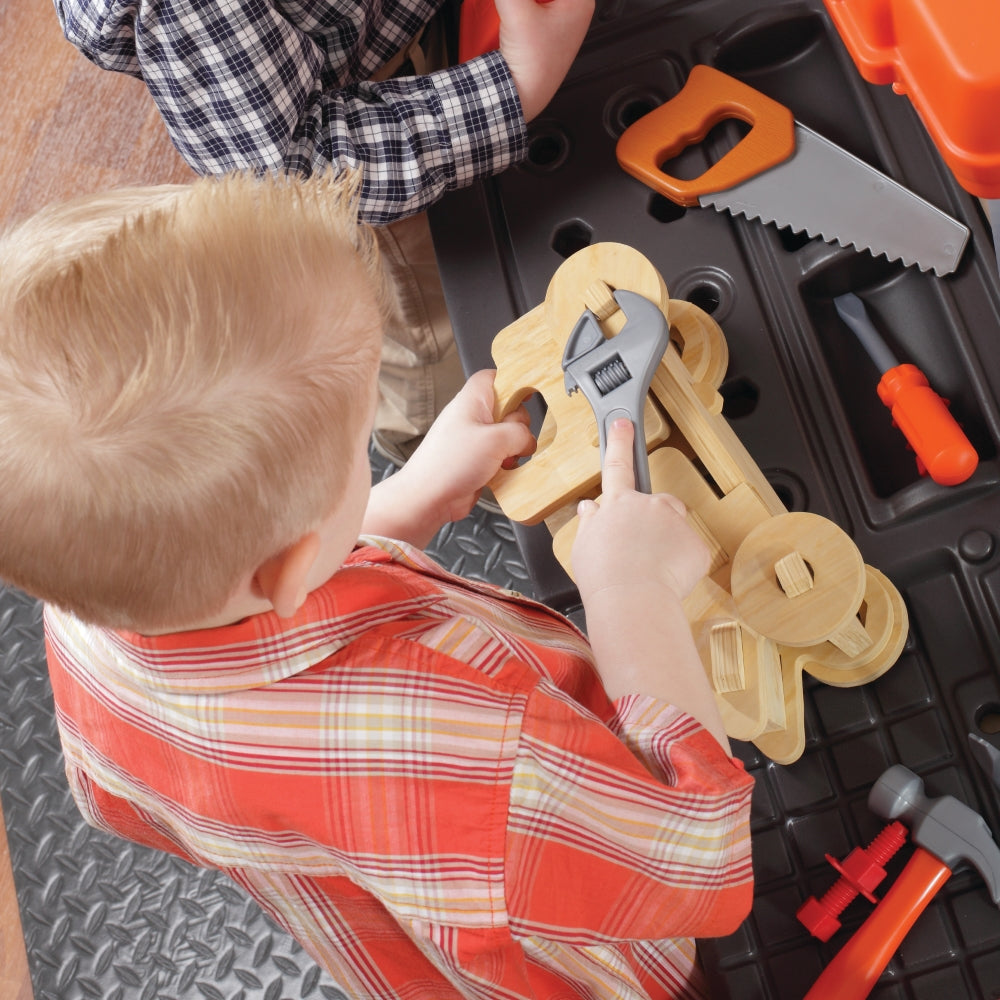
[616,64,796,206]
[877,364,979,486]
[804,847,952,1000]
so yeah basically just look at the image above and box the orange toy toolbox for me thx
[823,0,1000,198]
[458,0,500,63]
[458,0,557,63]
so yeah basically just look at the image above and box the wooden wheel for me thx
[730,512,866,647]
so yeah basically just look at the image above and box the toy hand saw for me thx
[616,65,969,276]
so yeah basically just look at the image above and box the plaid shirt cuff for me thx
[339,51,528,223]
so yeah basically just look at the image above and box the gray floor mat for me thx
[0,447,533,999]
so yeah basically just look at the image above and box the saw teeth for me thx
[708,202,935,274]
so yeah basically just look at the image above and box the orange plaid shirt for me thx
[45,538,754,999]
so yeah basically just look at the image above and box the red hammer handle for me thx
[803,847,952,1000]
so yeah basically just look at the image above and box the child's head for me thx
[0,170,387,633]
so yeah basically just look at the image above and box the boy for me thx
[0,171,754,998]
[54,0,597,460]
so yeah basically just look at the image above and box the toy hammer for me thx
[804,765,1000,999]
[561,289,670,493]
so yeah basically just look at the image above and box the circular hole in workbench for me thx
[672,266,736,323]
[719,375,759,418]
[617,97,656,130]
[976,705,1000,735]
[551,220,593,259]
[686,283,721,314]
[647,193,686,225]
[763,470,809,512]
[604,86,667,139]
[524,125,570,172]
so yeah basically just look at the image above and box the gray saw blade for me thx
[969,732,1000,792]
[700,123,970,276]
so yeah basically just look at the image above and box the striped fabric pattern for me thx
[44,538,754,998]
[52,0,528,223]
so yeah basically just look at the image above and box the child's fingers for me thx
[660,493,687,518]
[462,368,501,412]
[496,416,536,469]
[601,418,636,496]
[501,402,532,431]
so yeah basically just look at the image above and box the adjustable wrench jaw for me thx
[561,289,670,493]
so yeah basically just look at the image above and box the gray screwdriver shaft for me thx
[833,293,899,375]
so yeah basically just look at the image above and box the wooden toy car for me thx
[489,242,908,764]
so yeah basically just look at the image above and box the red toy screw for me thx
[797,821,908,941]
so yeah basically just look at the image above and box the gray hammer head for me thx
[869,765,1000,905]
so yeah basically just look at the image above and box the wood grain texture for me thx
[1,4,195,998]
[0,1,193,227]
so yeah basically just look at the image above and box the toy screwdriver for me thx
[833,293,978,486]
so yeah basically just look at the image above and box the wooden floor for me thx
[1,4,193,997]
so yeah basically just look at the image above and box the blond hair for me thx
[0,171,386,631]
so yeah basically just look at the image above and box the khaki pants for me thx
[369,16,463,450]
[373,211,464,445]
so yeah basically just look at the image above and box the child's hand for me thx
[407,368,535,518]
[571,420,728,747]
[572,419,710,607]
[363,370,535,547]
[496,0,595,122]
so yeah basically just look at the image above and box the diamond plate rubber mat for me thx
[0,447,531,999]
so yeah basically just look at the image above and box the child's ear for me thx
[252,533,322,619]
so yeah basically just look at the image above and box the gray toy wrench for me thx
[561,289,670,492]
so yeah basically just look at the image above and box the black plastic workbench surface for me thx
[429,1,1000,996]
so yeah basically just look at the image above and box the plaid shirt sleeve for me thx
[506,687,754,946]
[54,0,528,223]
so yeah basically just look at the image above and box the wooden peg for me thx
[775,551,814,598]
[710,621,747,693]
[730,513,866,647]
[828,615,875,657]
[583,280,618,321]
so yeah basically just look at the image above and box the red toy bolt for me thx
[797,821,907,941]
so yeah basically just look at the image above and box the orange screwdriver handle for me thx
[616,64,796,206]
[804,847,952,1000]
[877,363,979,486]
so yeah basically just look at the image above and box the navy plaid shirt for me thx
[54,0,528,223]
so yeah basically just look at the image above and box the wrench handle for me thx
[599,407,652,493]
[803,847,951,1000]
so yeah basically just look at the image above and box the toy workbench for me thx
[429,0,1000,996]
